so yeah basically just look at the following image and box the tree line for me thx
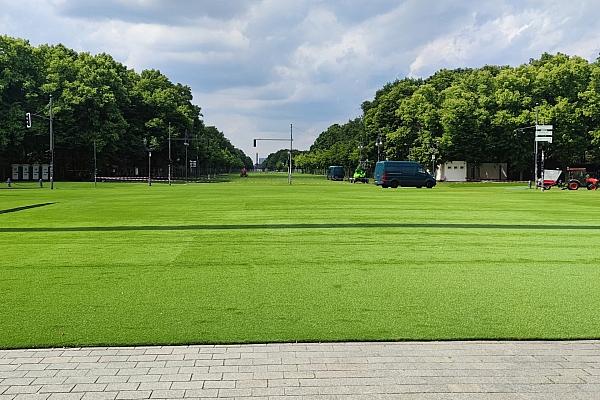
[0,35,253,181]
[294,53,600,179]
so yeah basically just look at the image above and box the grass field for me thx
[1,174,600,349]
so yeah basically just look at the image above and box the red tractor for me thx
[565,167,599,190]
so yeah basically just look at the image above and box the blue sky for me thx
[2,0,599,157]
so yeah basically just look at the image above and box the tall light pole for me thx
[288,123,293,185]
[184,133,189,182]
[25,96,54,189]
[144,138,152,186]
[534,103,539,184]
[376,135,383,162]
[93,139,97,188]
[49,95,54,189]
[168,123,172,186]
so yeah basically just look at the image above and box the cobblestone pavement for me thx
[1,341,600,399]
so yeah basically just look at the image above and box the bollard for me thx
[39,179,43,188]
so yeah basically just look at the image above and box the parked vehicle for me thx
[540,169,562,190]
[326,166,345,181]
[565,167,599,190]
[374,161,436,189]
[350,165,369,183]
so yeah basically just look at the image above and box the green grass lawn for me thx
[1,174,600,349]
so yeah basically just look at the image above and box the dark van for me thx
[374,161,436,188]
[327,166,345,181]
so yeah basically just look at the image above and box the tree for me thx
[0,35,251,180]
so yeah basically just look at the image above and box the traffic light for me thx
[25,112,32,128]
[253,139,257,147]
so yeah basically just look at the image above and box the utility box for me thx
[32,164,40,180]
[11,164,19,180]
[22,164,30,180]
[42,164,49,180]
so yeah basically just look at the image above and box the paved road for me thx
[1,341,600,399]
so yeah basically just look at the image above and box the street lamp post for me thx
[49,95,54,189]
[25,96,55,189]
[93,140,97,188]
[289,123,293,185]
[184,139,189,182]
[148,150,152,186]
[144,138,152,186]
[168,123,172,186]
[376,135,383,162]
[534,103,539,184]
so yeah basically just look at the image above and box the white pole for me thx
[288,123,293,185]
[94,140,97,188]
[540,148,545,192]
[168,123,172,186]
[49,95,54,189]
[534,104,538,188]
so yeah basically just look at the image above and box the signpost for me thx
[535,125,553,143]
[535,125,553,191]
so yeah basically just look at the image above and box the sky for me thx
[2,0,600,158]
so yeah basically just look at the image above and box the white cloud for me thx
[2,0,600,158]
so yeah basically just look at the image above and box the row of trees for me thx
[0,35,252,180]
[294,53,600,179]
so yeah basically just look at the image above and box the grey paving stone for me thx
[38,384,75,393]
[156,376,190,383]
[250,387,285,396]
[2,379,34,387]
[189,373,221,382]
[12,395,50,400]
[133,363,164,370]
[214,388,251,397]
[126,376,159,384]
[46,394,83,400]
[114,391,150,400]
[200,381,234,389]
[148,390,184,399]
[24,371,57,379]
[124,357,155,364]
[71,384,106,393]
[80,392,117,400]
[103,384,139,393]
[62,378,95,386]
[31,378,66,386]
[136,383,170,392]
[161,363,191,369]
[4,386,42,395]
[116,369,149,377]
[169,382,204,391]
[94,377,127,385]
[234,379,267,389]
[44,365,77,372]
[55,371,87,378]
[181,389,218,398]
[220,373,252,381]
[0,371,28,379]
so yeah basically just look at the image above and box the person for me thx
[240,167,248,177]
[6,178,11,188]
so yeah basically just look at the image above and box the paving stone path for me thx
[1,341,600,399]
